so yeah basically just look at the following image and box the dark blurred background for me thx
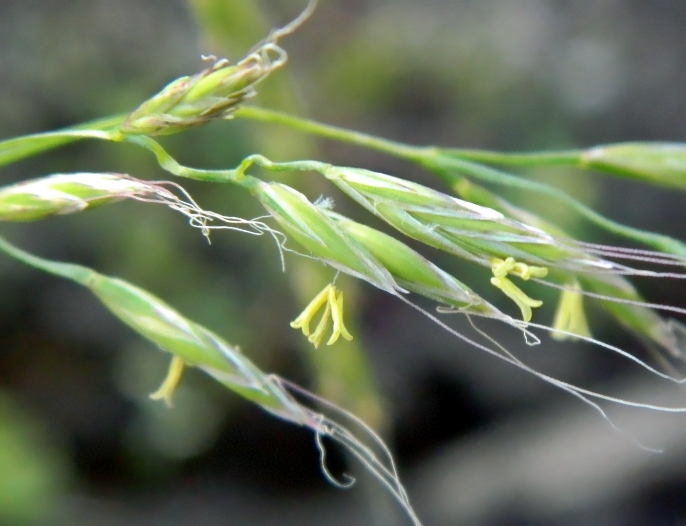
[1,1,686,525]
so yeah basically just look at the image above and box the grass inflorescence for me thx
[2,1,686,524]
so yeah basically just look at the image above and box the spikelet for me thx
[454,177,686,359]
[323,165,607,273]
[250,179,398,293]
[0,173,161,221]
[582,142,686,190]
[121,0,317,135]
[249,178,511,322]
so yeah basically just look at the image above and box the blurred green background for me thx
[1,1,686,525]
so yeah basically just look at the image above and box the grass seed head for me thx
[455,177,686,357]
[253,179,506,319]
[0,173,158,221]
[323,166,574,268]
[251,180,398,293]
[121,0,320,136]
[331,212,503,317]
[583,142,686,190]
[323,165,632,276]
[323,166,566,319]
[122,53,280,136]
[85,271,311,420]
[0,236,311,422]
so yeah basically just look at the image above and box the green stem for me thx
[235,106,428,162]
[0,236,92,284]
[0,114,248,187]
[120,135,244,184]
[0,120,248,187]
[441,147,583,166]
[243,153,329,174]
[0,114,127,168]
[236,107,585,166]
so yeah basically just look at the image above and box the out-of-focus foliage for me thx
[0,392,69,525]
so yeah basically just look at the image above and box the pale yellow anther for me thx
[552,281,591,340]
[489,257,548,322]
[290,285,330,336]
[490,257,548,281]
[308,299,332,348]
[328,288,353,344]
[149,356,186,407]
[511,261,548,280]
[291,284,354,348]
[490,257,516,278]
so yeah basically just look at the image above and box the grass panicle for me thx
[3,5,686,522]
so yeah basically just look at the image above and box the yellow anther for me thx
[490,257,517,278]
[489,257,548,321]
[328,287,353,345]
[291,284,354,348]
[552,281,591,340]
[290,285,330,336]
[490,257,548,280]
[308,298,332,348]
[149,356,186,407]
[490,276,542,322]
[511,261,548,280]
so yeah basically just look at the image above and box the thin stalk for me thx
[0,236,92,283]
[0,114,127,168]
[441,147,583,166]
[235,106,428,162]
[236,107,585,166]
[120,135,245,184]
